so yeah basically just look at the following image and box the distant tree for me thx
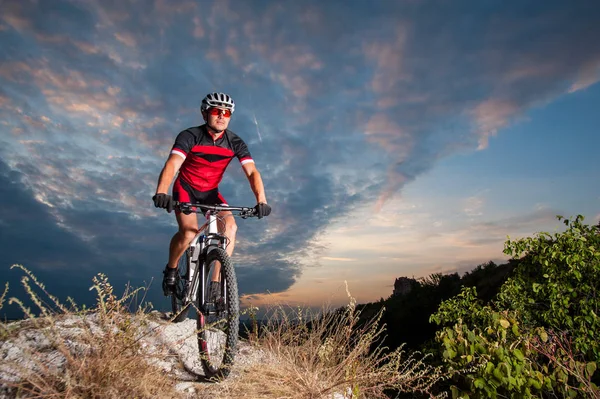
[419,273,444,287]
[461,260,517,302]
[360,261,516,355]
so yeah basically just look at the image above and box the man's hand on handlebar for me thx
[157,200,270,219]
[254,203,271,219]
[152,193,174,213]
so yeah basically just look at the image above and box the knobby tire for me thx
[198,248,239,379]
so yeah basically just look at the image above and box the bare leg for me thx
[210,210,237,282]
[167,212,199,269]
[220,210,237,258]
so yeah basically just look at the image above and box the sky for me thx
[1,0,599,319]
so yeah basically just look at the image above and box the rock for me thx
[0,313,267,398]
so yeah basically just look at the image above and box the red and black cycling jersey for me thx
[170,124,254,192]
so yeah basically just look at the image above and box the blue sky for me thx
[1,0,599,317]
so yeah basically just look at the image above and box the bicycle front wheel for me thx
[170,248,192,322]
[198,248,239,379]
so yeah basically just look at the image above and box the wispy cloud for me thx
[464,195,485,218]
[1,0,599,311]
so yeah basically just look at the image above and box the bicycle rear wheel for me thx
[170,248,192,322]
[198,247,239,379]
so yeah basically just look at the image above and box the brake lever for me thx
[239,209,255,219]
[180,204,193,215]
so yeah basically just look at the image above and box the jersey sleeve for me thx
[170,129,195,160]
[232,135,254,166]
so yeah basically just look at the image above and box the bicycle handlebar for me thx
[173,201,258,218]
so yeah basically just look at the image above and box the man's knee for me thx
[226,219,238,237]
[179,227,197,241]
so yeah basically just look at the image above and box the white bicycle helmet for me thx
[201,92,235,113]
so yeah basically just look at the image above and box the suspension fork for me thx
[185,230,205,303]
[186,259,200,303]
[197,211,230,312]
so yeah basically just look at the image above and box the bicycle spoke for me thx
[166,203,252,379]
[197,248,239,379]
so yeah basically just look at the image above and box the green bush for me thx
[431,215,600,398]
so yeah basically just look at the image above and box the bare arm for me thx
[242,162,267,204]
[156,154,185,194]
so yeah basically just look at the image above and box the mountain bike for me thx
[168,201,258,379]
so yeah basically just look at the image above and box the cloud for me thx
[1,0,599,304]
[363,25,408,97]
[114,32,137,48]
[471,99,520,150]
[0,156,300,320]
[464,196,485,218]
[568,58,600,93]
[452,208,564,248]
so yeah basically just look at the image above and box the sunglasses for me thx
[207,108,232,117]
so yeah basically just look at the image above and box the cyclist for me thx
[152,92,271,296]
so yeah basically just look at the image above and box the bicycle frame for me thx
[172,202,255,314]
[168,201,257,378]
[183,210,227,307]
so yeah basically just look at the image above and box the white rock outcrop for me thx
[0,311,264,398]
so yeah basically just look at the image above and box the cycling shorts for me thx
[172,177,228,213]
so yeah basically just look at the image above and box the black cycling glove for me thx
[254,203,271,219]
[152,193,174,213]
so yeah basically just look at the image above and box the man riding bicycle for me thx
[152,92,271,296]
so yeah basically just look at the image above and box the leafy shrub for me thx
[431,215,600,398]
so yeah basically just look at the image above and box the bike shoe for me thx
[162,266,178,296]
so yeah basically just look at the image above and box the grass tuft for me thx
[2,269,449,398]
[205,282,448,398]
[1,264,178,399]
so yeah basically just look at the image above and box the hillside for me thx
[0,272,444,399]
[357,259,519,353]
[2,217,598,398]
[1,311,268,398]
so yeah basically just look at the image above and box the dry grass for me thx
[204,283,448,399]
[532,330,600,398]
[1,264,179,399]
[0,281,10,339]
[1,268,448,399]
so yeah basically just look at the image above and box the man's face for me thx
[204,107,231,132]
